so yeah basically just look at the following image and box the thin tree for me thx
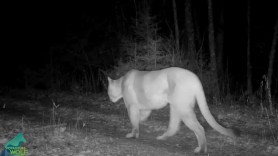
[185,0,196,59]
[207,0,220,98]
[266,16,278,115]
[247,0,252,94]
[267,17,278,91]
[216,7,224,93]
[172,0,180,52]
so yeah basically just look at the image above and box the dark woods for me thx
[1,0,277,107]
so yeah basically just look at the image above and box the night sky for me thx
[2,0,278,94]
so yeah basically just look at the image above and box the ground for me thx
[0,90,277,156]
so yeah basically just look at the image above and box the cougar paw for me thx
[156,134,167,140]
[126,132,139,138]
[194,146,207,153]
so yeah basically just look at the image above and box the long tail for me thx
[195,87,240,137]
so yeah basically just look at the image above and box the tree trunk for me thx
[267,17,278,91]
[247,0,253,94]
[207,0,220,98]
[172,0,180,52]
[185,0,196,59]
[266,17,278,115]
[216,9,224,94]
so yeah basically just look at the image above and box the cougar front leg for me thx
[126,106,140,138]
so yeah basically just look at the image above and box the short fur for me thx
[107,67,239,153]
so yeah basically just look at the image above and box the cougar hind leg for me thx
[139,110,151,122]
[181,110,207,153]
[157,105,181,140]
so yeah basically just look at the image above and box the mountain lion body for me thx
[107,67,239,153]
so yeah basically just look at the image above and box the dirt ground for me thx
[0,90,277,156]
